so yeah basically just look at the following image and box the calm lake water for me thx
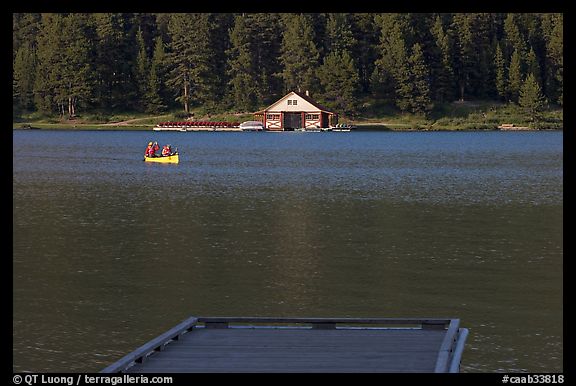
[13,130,563,373]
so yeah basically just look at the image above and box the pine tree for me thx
[372,13,412,102]
[519,73,546,122]
[373,14,432,114]
[542,13,562,106]
[208,13,234,110]
[404,43,433,116]
[246,13,283,106]
[145,35,167,113]
[33,13,64,114]
[13,42,36,111]
[226,14,258,112]
[494,41,507,101]
[165,13,194,114]
[307,13,328,59]
[32,14,96,117]
[13,75,21,117]
[508,49,523,103]
[504,13,527,60]
[13,13,41,60]
[280,14,320,94]
[451,13,475,101]
[133,13,159,55]
[166,13,228,114]
[92,13,139,110]
[526,46,541,86]
[61,13,97,118]
[469,13,495,98]
[349,13,379,94]
[326,13,356,54]
[430,14,455,102]
[317,50,360,117]
[134,27,150,112]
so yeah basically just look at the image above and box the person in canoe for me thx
[162,144,172,157]
[146,141,160,157]
[144,142,153,157]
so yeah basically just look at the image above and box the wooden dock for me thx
[101,317,469,373]
[498,123,532,130]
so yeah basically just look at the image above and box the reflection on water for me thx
[13,131,562,372]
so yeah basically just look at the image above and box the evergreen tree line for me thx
[13,13,563,119]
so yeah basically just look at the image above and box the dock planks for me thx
[101,317,468,373]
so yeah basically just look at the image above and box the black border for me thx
[10,3,570,380]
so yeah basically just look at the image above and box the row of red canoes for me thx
[156,121,240,128]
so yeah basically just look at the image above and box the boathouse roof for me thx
[255,91,335,114]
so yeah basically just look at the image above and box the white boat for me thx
[239,121,265,131]
[331,123,355,132]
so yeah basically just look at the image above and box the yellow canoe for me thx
[144,153,179,164]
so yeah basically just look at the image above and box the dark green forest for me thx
[13,13,563,121]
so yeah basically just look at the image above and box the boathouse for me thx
[254,91,338,131]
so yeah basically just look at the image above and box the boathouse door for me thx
[283,112,302,129]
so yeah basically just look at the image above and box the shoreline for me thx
[13,102,563,132]
[13,123,563,132]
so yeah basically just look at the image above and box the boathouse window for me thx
[267,114,280,120]
[305,114,319,120]
[287,100,292,105]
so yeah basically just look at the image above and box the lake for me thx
[13,130,563,372]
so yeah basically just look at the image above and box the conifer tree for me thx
[165,13,194,114]
[430,14,455,102]
[32,13,95,117]
[349,13,379,94]
[208,13,234,110]
[542,13,562,105]
[372,13,412,102]
[404,43,433,115]
[519,73,546,122]
[251,13,283,106]
[494,41,508,101]
[13,75,21,116]
[166,13,229,114]
[280,14,320,94]
[13,13,41,60]
[508,49,523,103]
[60,13,96,118]
[13,42,36,111]
[526,46,541,86]
[504,13,527,60]
[451,13,475,101]
[469,13,494,98]
[92,13,139,110]
[326,13,356,54]
[145,35,167,113]
[134,27,150,112]
[33,13,64,114]
[226,13,284,107]
[227,14,258,111]
[317,50,359,117]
